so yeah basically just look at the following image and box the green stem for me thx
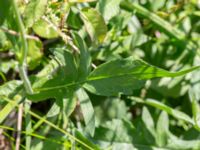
[12,0,33,94]
[12,0,33,149]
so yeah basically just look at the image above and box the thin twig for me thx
[15,104,23,150]
[0,27,40,41]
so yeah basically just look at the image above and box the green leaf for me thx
[28,48,78,101]
[67,8,83,30]
[141,107,156,143]
[167,133,200,150]
[75,130,100,150]
[24,0,48,27]
[81,8,107,44]
[0,30,11,51]
[46,102,61,117]
[76,88,95,136]
[84,58,200,96]
[142,107,155,134]
[129,97,195,125]
[0,80,22,97]
[0,80,23,123]
[0,0,12,25]
[93,119,167,149]
[29,57,199,100]
[145,99,194,124]
[62,90,77,117]
[72,32,91,81]
[96,0,122,21]
[27,39,43,70]
[33,19,58,39]
[189,90,200,130]
[93,119,135,146]
[156,111,169,147]
[0,96,22,124]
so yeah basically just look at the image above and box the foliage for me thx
[0,0,200,149]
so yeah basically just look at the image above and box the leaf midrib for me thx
[33,66,198,92]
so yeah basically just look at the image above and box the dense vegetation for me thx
[0,0,200,149]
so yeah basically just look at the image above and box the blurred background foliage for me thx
[0,0,200,149]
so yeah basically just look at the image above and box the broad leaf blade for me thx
[84,58,200,96]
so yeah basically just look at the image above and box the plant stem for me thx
[16,104,23,150]
[12,0,33,149]
[12,0,33,94]
[0,26,40,41]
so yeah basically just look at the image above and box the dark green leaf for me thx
[0,0,12,25]
[28,48,78,101]
[72,32,91,81]
[84,58,200,96]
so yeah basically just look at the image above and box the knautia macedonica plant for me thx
[0,0,200,149]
